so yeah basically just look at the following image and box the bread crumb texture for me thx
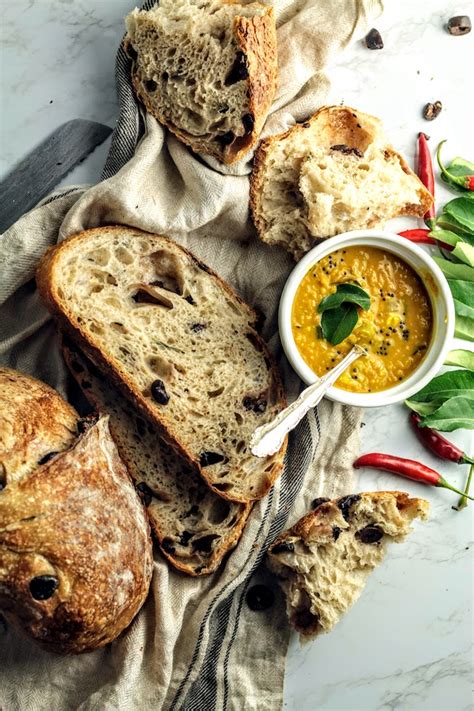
[251,106,433,259]
[63,343,251,576]
[36,227,287,504]
[125,0,277,163]
[267,491,429,639]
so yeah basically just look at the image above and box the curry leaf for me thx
[446,156,474,178]
[445,349,474,371]
[419,396,474,431]
[406,369,474,405]
[453,299,474,320]
[318,284,371,313]
[444,197,474,232]
[433,257,474,281]
[454,314,474,342]
[320,303,359,346]
[436,216,474,238]
[447,279,474,304]
[405,400,439,416]
[429,229,465,247]
[452,242,474,267]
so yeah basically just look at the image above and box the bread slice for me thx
[0,367,79,486]
[62,341,251,576]
[267,491,429,639]
[250,106,434,259]
[124,0,277,164]
[0,414,153,654]
[36,226,287,504]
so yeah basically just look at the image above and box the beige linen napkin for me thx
[0,1,382,709]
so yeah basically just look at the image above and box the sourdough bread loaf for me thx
[36,226,287,504]
[0,370,153,654]
[267,491,428,639]
[63,342,251,576]
[124,0,277,164]
[0,368,78,486]
[250,106,434,259]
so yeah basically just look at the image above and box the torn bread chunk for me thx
[124,0,277,164]
[267,491,429,639]
[250,106,433,259]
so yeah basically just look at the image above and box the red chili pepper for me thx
[417,133,436,227]
[398,229,437,244]
[398,229,453,251]
[437,140,474,191]
[410,413,474,464]
[353,453,474,499]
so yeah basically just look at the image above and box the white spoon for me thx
[250,345,367,458]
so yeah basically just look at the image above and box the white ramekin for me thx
[279,230,455,407]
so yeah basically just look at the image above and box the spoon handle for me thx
[250,345,366,458]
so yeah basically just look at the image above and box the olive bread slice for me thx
[267,491,429,639]
[124,0,277,164]
[36,226,287,504]
[63,342,251,576]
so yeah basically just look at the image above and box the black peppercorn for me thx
[365,28,384,49]
[447,15,471,35]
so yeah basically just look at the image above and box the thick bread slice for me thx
[267,491,429,639]
[62,342,251,576]
[36,226,287,504]
[124,0,277,164]
[250,106,434,259]
[0,367,79,486]
[0,415,153,654]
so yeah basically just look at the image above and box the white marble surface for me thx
[1,1,473,710]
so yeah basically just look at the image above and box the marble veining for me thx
[1,0,473,709]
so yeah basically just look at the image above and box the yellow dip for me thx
[291,246,433,393]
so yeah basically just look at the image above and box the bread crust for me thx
[280,491,429,543]
[36,226,287,504]
[125,4,277,164]
[0,367,79,486]
[0,413,153,654]
[267,490,429,638]
[61,340,252,577]
[250,105,434,254]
